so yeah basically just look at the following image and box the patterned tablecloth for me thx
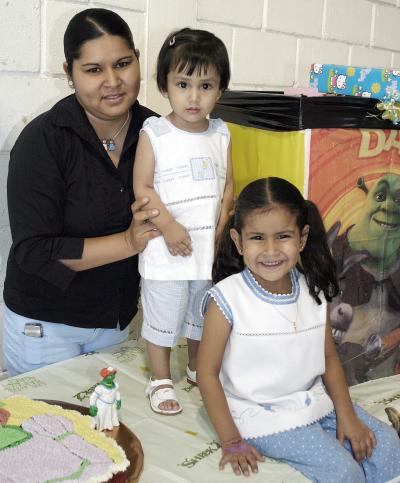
[1,339,399,482]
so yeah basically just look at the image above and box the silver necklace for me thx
[102,111,130,152]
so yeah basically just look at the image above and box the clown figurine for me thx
[89,367,121,431]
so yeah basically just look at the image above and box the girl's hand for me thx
[163,220,192,256]
[127,198,160,253]
[337,416,377,462]
[220,440,265,477]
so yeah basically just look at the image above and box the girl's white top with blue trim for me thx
[201,268,334,439]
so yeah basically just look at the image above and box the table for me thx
[1,339,399,482]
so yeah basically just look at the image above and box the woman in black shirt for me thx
[3,8,159,375]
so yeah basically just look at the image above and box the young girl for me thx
[133,28,232,415]
[198,177,400,482]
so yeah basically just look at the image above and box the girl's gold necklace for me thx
[271,300,298,331]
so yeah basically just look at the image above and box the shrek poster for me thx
[308,128,400,385]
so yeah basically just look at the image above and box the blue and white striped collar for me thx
[241,267,299,305]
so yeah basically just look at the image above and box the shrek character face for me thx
[349,174,400,269]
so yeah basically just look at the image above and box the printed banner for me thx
[309,128,400,385]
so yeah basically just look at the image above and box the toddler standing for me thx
[133,28,232,415]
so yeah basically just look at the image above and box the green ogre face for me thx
[349,173,400,267]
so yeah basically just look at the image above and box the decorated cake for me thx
[0,395,130,482]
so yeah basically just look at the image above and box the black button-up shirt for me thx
[4,95,156,329]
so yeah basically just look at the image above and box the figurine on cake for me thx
[89,367,121,431]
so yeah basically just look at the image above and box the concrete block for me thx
[196,22,233,64]
[267,0,323,37]
[393,53,400,69]
[325,0,372,45]
[45,2,145,75]
[145,0,197,105]
[0,153,9,228]
[351,46,392,69]
[230,84,287,92]
[137,80,146,108]
[45,2,89,74]
[0,74,70,151]
[198,0,264,28]
[0,301,4,372]
[0,0,40,72]
[0,226,11,346]
[298,38,349,87]
[95,0,146,10]
[113,9,146,65]
[374,4,400,50]
[0,74,147,151]
[0,226,11,290]
[232,30,297,86]
[146,81,173,116]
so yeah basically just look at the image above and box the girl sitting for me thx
[198,177,400,482]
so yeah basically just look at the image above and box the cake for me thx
[0,395,130,482]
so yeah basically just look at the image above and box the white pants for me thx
[141,279,211,347]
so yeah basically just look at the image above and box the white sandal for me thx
[186,366,197,386]
[145,378,182,416]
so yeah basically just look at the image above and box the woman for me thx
[3,8,159,375]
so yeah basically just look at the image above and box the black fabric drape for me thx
[212,91,400,131]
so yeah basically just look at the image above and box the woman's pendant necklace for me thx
[102,111,130,152]
[102,139,116,151]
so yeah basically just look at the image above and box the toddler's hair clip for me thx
[169,35,176,47]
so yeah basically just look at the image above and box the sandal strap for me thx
[186,366,197,383]
[146,378,182,413]
[145,377,173,396]
[150,386,179,405]
[148,378,173,387]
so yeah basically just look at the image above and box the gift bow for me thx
[376,88,400,125]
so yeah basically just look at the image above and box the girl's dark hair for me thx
[156,28,230,92]
[213,177,339,304]
[64,8,136,75]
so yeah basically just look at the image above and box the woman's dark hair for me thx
[213,177,339,304]
[156,28,230,92]
[64,8,136,75]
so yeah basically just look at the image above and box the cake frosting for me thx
[0,395,129,482]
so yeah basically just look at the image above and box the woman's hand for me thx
[220,440,265,477]
[126,197,161,254]
[163,220,192,257]
[337,415,377,462]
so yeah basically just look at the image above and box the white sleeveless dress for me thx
[138,116,230,280]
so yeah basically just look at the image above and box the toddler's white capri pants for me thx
[140,279,212,347]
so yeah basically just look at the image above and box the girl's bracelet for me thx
[221,436,242,448]
[224,442,249,455]
[221,437,249,454]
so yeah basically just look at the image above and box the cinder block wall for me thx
[0,0,399,371]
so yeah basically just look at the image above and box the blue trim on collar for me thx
[241,267,299,305]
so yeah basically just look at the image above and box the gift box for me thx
[309,63,400,99]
